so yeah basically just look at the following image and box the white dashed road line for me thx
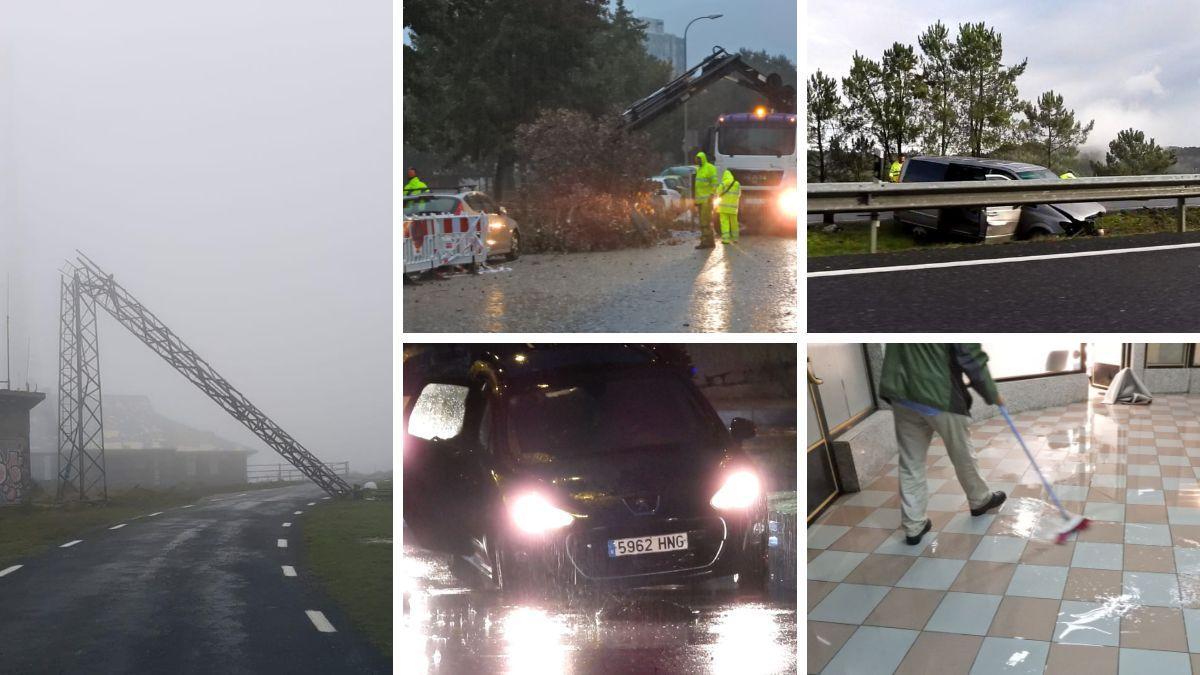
[307,502,316,506]
[109,524,127,530]
[277,539,288,548]
[0,565,22,577]
[282,565,297,577]
[322,497,330,500]
[305,610,337,633]
[61,540,83,548]
[283,522,292,527]
[182,504,195,509]
[147,512,164,517]
[294,511,303,515]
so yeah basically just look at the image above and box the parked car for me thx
[402,190,520,261]
[660,165,696,200]
[646,176,685,216]
[402,344,769,595]
[895,156,1105,242]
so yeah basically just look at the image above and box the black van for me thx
[896,156,1105,242]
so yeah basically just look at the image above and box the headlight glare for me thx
[710,470,761,510]
[510,493,575,534]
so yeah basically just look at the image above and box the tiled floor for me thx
[808,394,1200,674]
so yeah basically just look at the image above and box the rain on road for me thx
[403,235,797,333]
[401,521,798,675]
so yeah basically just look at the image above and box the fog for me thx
[0,1,391,472]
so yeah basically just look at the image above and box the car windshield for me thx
[404,195,460,215]
[717,124,795,156]
[1017,169,1059,180]
[505,371,722,460]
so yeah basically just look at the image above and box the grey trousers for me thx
[894,404,993,537]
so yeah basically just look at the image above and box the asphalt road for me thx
[401,515,798,675]
[403,234,797,333]
[808,232,1200,331]
[0,485,389,674]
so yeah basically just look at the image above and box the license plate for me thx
[607,532,689,557]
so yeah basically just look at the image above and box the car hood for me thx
[506,445,735,521]
[1049,201,1105,221]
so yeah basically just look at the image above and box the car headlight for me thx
[778,188,799,216]
[489,221,505,231]
[710,470,761,510]
[510,493,575,534]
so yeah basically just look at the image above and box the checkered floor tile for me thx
[809,394,1200,674]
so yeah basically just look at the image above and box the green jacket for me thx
[879,344,1000,416]
[717,170,740,214]
[694,152,718,201]
[404,176,429,195]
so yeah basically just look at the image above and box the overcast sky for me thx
[0,1,391,472]
[623,0,796,65]
[808,0,1200,150]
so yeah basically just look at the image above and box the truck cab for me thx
[705,110,798,232]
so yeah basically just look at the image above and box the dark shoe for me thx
[905,519,932,545]
[971,491,1007,517]
[694,242,714,249]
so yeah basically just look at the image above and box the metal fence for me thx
[808,175,1200,252]
[247,461,349,484]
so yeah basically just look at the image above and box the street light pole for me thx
[682,13,722,163]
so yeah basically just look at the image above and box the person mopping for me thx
[879,343,1008,545]
[717,169,740,244]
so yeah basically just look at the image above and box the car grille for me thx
[730,170,783,187]
[565,517,727,580]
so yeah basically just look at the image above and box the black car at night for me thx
[402,344,769,593]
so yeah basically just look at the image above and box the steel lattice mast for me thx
[56,270,107,501]
[59,253,351,497]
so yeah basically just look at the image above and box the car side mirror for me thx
[730,417,756,442]
[499,206,508,215]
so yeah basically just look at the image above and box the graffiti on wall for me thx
[0,443,29,505]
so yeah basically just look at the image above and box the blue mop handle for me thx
[998,405,1071,519]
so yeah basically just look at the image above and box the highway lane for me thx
[808,234,1200,332]
[0,485,389,674]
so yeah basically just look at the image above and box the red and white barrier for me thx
[402,213,489,274]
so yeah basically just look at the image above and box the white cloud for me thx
[1123,66,1165,97]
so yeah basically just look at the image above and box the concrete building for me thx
[0,389,46,505]
[639,17,685,76]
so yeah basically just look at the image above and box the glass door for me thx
[807,357,840,523]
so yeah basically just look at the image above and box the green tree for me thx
[917,21,957,155]
[1019,90,1094,171]
[842,43,921,159]
[1091,128,1177,175]
[807,70,841,183]
[404,0,669,198]
[950,22,1027,157]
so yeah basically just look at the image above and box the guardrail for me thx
[808,175,1200,252]
[247,461,349,484]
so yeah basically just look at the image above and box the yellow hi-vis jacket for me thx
[717,170,740,215]
[694,152,718,202]
[404,176,429,195]
[889,160,902,182]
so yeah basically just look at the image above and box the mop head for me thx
[1053,514,1090,545]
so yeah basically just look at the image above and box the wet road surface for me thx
[403,235,797,333]
[401,515,798,674]
[0,485,389,674]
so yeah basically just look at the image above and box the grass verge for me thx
[807,207,1188,257]
[0,481,292,568]
[303,497,392,656]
